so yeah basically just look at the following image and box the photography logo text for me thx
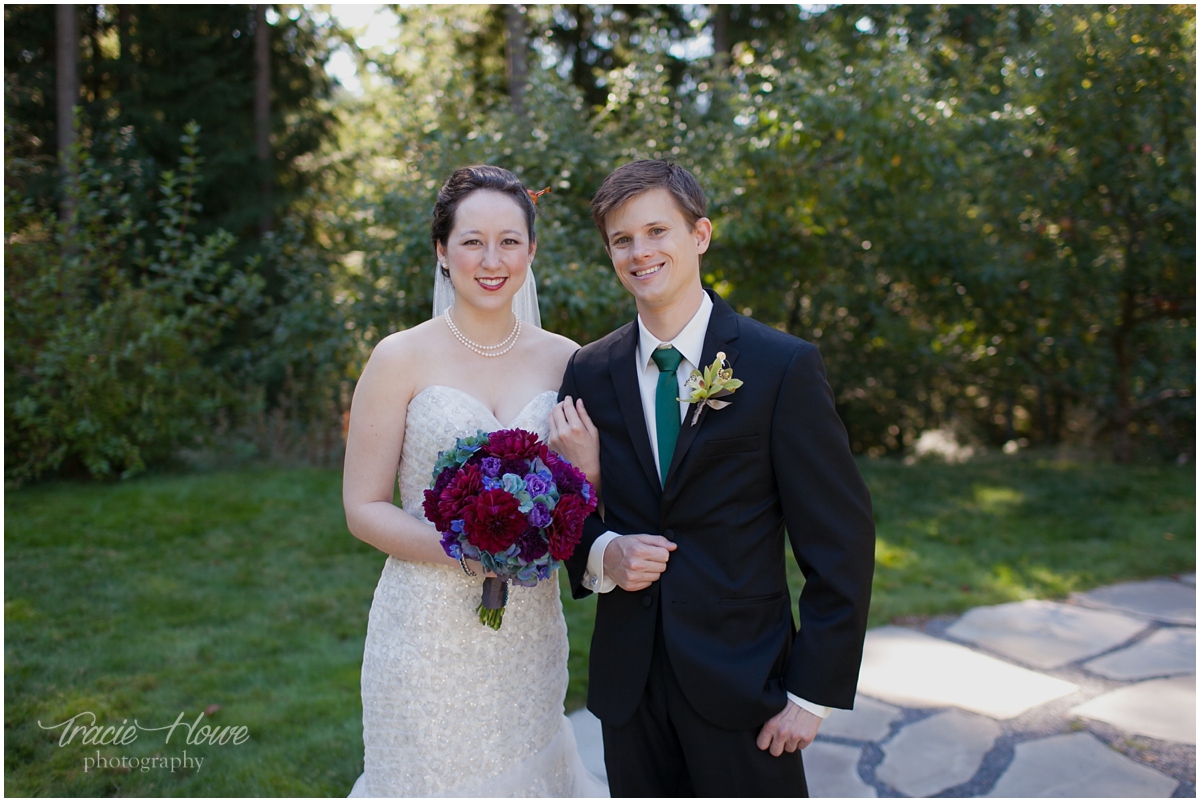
[38,709,250,774]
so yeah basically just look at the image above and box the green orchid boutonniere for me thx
[680,351,743,426]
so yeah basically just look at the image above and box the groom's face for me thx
[604,188,712,314]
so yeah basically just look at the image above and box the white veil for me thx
[431,265,542,328]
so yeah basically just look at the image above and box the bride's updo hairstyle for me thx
[431,165,537,279]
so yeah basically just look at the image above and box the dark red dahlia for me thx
[437,463,483,527]
[547,493,591,561]
[422,466,459,528]
[423,487,449,530]
[462,489,526,553]
[485,428,543,460]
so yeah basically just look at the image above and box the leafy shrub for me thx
[5,123,263,482]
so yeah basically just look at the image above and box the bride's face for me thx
[436,190,536,315]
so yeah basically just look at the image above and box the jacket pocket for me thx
[719,590,787,606]
[700,435,761,457]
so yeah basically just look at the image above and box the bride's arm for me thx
[343,333,476,570]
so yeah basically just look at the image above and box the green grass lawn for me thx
[5,455,1194,795]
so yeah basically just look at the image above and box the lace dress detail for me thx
[352,385,605,797]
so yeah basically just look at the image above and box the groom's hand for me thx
[603,535,676,592]
[756,700,821,756]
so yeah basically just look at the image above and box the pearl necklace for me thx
[444,310,521,358]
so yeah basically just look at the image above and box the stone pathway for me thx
[569,574,1196,797]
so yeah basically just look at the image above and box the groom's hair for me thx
[432,165,537,276]
[591,160,708,245]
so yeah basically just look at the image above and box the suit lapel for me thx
[608,323,662,495]
[664,291,741,487]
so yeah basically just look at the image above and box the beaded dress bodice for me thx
[353,385,602,797]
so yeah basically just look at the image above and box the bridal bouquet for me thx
[423,428,597,630]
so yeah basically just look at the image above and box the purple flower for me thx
[524,472,552,498]
[550,460,584,497]
[440,529,462,559]
[501,456,528,477]
[517,527,549,562]
[481,457,502,478]
[527,501,553,529]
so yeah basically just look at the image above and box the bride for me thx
[343,164,606,797]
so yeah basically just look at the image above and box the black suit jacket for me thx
[560,291,875,731]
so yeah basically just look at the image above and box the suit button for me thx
[642,595,652,608]
[663,529,675,541]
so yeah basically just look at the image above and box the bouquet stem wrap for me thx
[423,428,597,630]
[478,577,509,630]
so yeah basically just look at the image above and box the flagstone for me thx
[876,710,1000,797]
[858,626,1078,719]
[1070,674,1196,745]
[568,708,607,782]
[820,696,902,742]
[984,732,1179,797]
[1073,579,1196,625]
[946,599,1147,669]
[1084,628,1196,681]
[804,741,875,797]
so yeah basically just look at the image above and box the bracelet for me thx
[459,554,477,577]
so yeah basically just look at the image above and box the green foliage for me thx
[4,4,337,245]
[4,4,1193,472]
[314,4,1192,461]
[4,123,263,482]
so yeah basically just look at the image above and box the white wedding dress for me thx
[350,385,607,798]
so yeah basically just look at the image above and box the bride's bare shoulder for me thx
[361,319,446,385]
[524,326,579,360]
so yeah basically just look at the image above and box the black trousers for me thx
[601,617,808,798]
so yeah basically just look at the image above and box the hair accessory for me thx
[527,187,551,205]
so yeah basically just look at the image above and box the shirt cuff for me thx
[787,693,831,719]
[583,532,622,593]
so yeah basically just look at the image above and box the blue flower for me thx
[440,529,462,559]
[481,457,502,478]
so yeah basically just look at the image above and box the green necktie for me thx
[651,345,684,484]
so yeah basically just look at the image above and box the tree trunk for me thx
[1036,378,1050,444]
[117,5,131,96]
[87,4,101,104]
[711,4,731,59]
[1051,388,1064,445]
[505,5,528,116]
[254,4,272,234]
[1111,289,1136,463]
[56,3,79,221]
[1003,391,1016,442]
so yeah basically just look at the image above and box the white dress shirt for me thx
[581,294,830,719]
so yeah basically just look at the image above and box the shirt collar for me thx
[636,292,714,371]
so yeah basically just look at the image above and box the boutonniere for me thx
[680,351,743,426]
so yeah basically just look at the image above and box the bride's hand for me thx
[549,396,600,489]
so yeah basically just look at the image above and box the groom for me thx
[560,160,875,797]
